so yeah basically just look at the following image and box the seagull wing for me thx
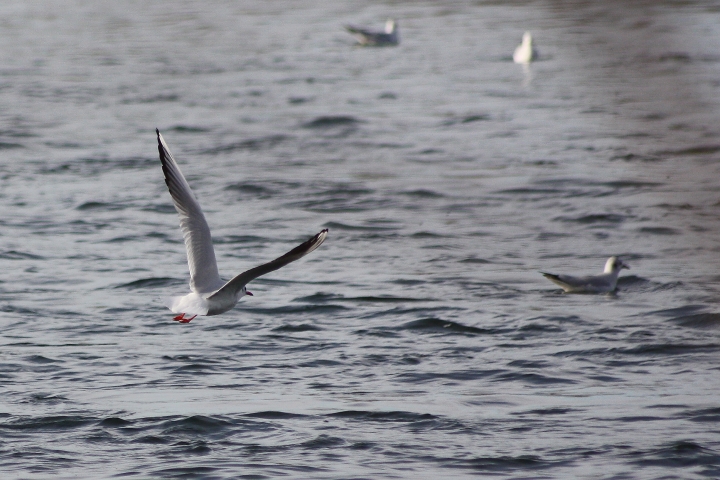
[344,25,372,35]
[541,272,575,290]
[542,272,615,292]
[209,229,328,299]
[157,129,223,293]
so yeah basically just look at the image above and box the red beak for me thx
[246,291,253,296]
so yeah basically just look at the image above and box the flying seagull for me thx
[513,31,538,64]
[156,129,328,322]
[345,19,399,46]
[541,256,630,293]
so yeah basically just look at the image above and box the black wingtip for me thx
[541,272,559,281]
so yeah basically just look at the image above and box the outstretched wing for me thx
[209,229,328,299]
[157,129,223,293]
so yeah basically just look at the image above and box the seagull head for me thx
[522,31,533,46]
[385,19,396,34]
[242,287,253,297]
[605,256,630,273]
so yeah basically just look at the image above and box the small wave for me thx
[601,180,663,189]
[223,182,277,197]
[288,96,313,104]
[323,221,397,232]
[644,304,706,318]
[98,417,133,427]
[328,410,437,422]
[397,318,496,336]
[0,250,44,260]
[0,415,94,431]
[400,189,445,199]
[556,343,720,358]
[679,406,720,423]
[26,393,69,404]
[611,152,661,162]
[671,313,720,329]
[440,113,490,126]
[638,226,679,235]
[132,435,169,444]
[40,156,156,175]
[173,363,217,374]
[199,134,288,154]
[160,415,233,435]
[348,295,426,304]
[494,372,576,385]
[153,464,216,475]
[659,144,720,156]
[411,231,449,239]
[398,369,502,384]
[554,213,627,224]
[114,277,179,289]
[302,115,362,129]
[142,204,177,214]
[446,454,550,471]
[248,304,349,316]
[511,407,574,416]
[121,93,180,104]
[245,411,307,419]
[272,324,323,332]
[167,125,211,133]
[212,234,267,244]
[25,355,60,364]
[460,257,491,264]
[622,343,720,356]
[76,201,125,211]
[289,193,391,213]
[293,292,343,303]
[299,434,345,449]
[496,187,563,196]
[625,440,718,469]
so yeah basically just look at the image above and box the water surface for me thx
[1,1,720,478]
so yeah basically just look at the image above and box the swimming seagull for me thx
[541,257,630,293]
[156,129,328,323]
[345,19,399,46]
[513,31,538,64]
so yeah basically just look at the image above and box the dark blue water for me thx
[1,1,720,478]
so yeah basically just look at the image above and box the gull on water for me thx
[345,19,399,46]
[541,257,630,293]
[513,31,538,64]
[156,129,328,323]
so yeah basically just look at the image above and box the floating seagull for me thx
[156,129,328,323]
[345,19,399,46]
[513,31,538,64]
[541,257,630,293]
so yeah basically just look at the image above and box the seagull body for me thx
[513,31,538,64]
[156,129,328,322]
[345,19,399,46]
[541,257,630,293]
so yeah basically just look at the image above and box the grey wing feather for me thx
[542,272,614,291]
[345,25,370,35]
[541,272,582,289]
[157,129,223,293]
[209,229,328,299]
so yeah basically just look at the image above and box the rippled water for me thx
[2,1,720,478]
